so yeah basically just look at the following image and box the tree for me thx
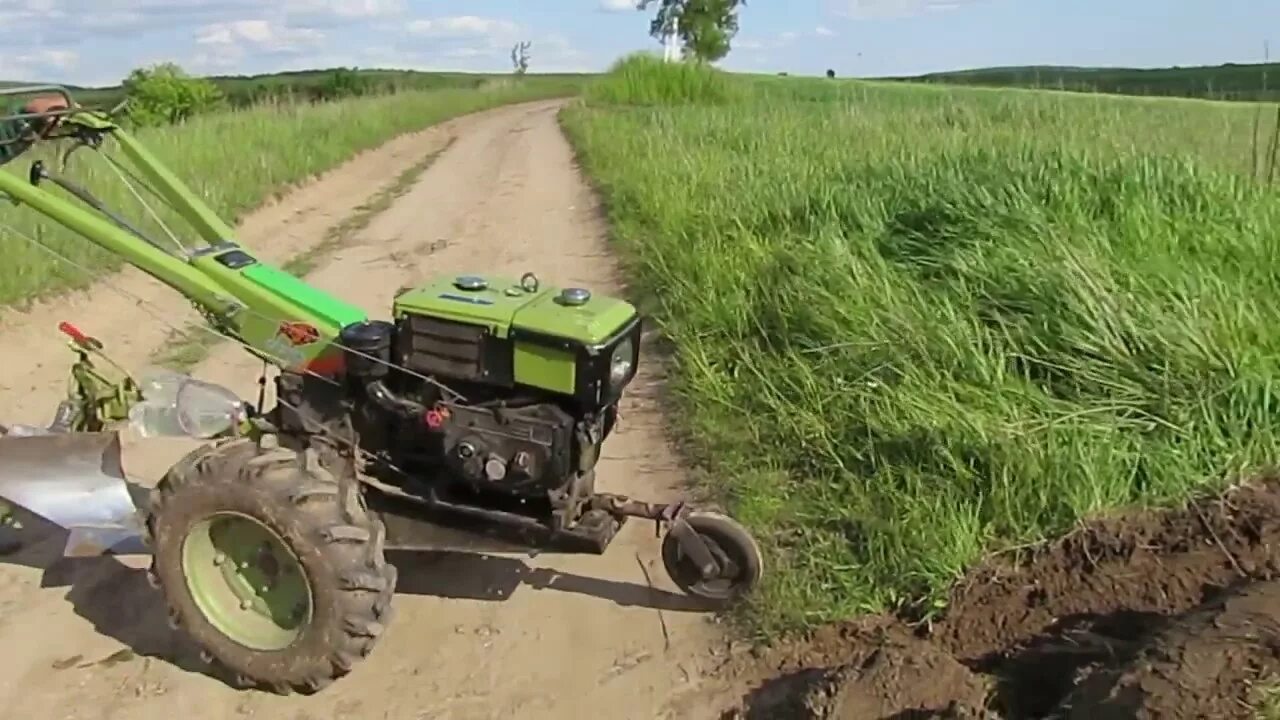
[638,0,747,63]
[511,41,532,75]
[121,63,224,126]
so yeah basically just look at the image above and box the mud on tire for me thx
[144,438,396,694]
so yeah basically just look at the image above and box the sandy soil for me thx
[0,100,737,720]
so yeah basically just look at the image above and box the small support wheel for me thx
[661,511,763,604]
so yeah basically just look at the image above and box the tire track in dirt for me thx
[0,100,735,719]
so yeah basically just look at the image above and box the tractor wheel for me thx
[145,438,396,694]
[661,511,763,604]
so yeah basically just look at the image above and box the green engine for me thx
[390,273,641,408]
[304,272,643,508]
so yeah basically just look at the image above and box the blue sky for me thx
[3,0,1278,87]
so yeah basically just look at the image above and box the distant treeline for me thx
[6,67,591,112]
[208,68,588,106]
[886,62,1280,102]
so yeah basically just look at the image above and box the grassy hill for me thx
[884,61,1280,102]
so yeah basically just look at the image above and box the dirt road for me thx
[0,100,739,720]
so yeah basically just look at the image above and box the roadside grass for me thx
[584,53,741,106]
[0,77,582,309]
[562,58,1280,634]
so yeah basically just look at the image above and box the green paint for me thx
[183,251,367,369]
[394,274,637,346]
[0,109,373,373]
[239,263,367,330]
[153,140,447,371]
[181,512,312,651]
[513,342,576,394]
[395,273,637,396]
[513,290,637,347]
[393,275,544,337]
[66,341,142,431]
[0,168,238,316]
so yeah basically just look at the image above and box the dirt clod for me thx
[718,476,1280,720]
[1054,578,1280,720]
[726,623,990,719]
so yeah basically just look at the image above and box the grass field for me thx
[562,55,1280,633]
[888,61,1280,103]
[0,76,582,307]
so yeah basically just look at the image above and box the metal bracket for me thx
[665,513,720,581]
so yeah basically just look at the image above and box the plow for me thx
[0,86,763,692]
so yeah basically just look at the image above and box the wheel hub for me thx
[181,512,313,651]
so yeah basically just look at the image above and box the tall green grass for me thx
[584,53,740,106]
[564,62,1280,633]
[0,78,582,307]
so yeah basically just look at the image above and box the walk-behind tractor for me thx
[0,86,763,692]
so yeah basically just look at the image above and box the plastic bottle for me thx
[127,370,243,439]
[127,371,190,438]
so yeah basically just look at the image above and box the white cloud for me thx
[378,27,587,74]
[815,25,836,36]
[599,0,638,11]
[196,19,325,53]
[0,0,400,41]
[17,48,79,70]
[406,15,519,39]
[1,2,593,83]
[396,14,548,70]
[7,46,79,81]
[283,0,405,19]
[190,16,327,72]
[827,0,978,20]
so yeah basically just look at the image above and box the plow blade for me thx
[0,432,148,557]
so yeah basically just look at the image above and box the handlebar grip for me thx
[58,321,104,350]
[58,321,87,343]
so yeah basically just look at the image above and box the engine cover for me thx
[437,402,575,496]
[391,273,642,407]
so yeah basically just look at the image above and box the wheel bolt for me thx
[213,552,226,566]
[240,599,253,610]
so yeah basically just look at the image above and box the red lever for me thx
[58,321,88,344]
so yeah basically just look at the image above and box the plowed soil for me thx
[707,476,1280,720]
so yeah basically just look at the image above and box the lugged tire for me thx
[144,438,396,694]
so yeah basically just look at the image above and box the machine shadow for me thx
[0,505,712,686]
[367,486,715,612]
[386,548,713,612]
[6,513,221,681]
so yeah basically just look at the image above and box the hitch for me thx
[592,494,729,582]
